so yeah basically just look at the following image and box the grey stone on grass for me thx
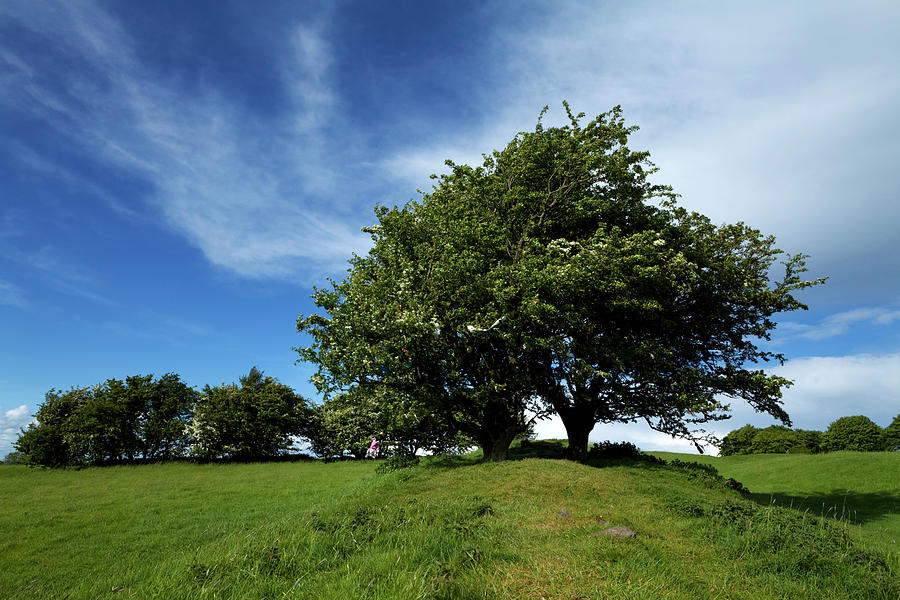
[594,525,635,538]
[557,509,572,518]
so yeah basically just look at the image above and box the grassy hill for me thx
[1,450,897,599]
[651,450,900,552]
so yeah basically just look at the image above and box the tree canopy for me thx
[823,415,884,452]
[15,369,314,467]
[297,104,824,461]
[14,374,198,467]
[883,414,900,452]
[188,367,311,460]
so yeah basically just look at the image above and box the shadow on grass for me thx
[507,439,568,460]
[754,490,900,525]
[424,439,674,471]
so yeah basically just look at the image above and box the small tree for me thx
[2,451,24,465]
[881,414,900,451]
[14,386,92,467]
[303,385,473,459]
[65,379,145,465]
[719,424,759,456]
[189,367,310,460]
[139,373,198,460]
[749,426,797,454]
[314,389,384,459]
[823,415,883,452]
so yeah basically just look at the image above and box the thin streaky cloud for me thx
[0,244,114,306]
[2,1,370,282]
[0,280,27,308]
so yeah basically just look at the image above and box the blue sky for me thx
[2,0,899,457]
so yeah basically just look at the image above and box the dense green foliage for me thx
[718,424,759,456]
[824,415,885,452]
[14,369,313,467]
[188,367,311,460]
[14,374,198,467]
[748,425,822,454]
[883,414,900,451]
[297,104,824,461]
[2,453,896,599]
[719,417,898,456]
[305,386,471,459]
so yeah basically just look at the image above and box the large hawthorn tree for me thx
[298,199,546,461]
[298,104,824,461]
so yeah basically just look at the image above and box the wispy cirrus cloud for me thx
[0,279,27,308]
[4,245,112,306]
[1,1,370,283]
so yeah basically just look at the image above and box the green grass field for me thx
[650,450,900,552]
[1,450,897,599]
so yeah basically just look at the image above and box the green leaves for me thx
[15,374,198,467]
[189,368,309,460]
[296,103,825,461]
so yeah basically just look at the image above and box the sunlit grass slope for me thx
[2,453,897,599]
[0,460,374,598]
[651,450,900,551]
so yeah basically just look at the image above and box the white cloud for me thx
[3,245,113,305]
[771,353,900,429]
[533,351,900,455]
[287,22,336,134]
[382,1,900,304]
[2,1,370,283]
[778,307,900,341]
[1,404,31,456]
[533,414,718,456]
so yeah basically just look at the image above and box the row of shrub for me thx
[720,414,900,456]
[9,368,314,468]
[6,368,473,468]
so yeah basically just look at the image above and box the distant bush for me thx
[719,424,759,456]
[749,425,796,454]
[15,369,316,467]
[883,414,900,451]
[666,459,750,496]
[2,451,24,465]
[792,429,823,454]
[15,374,199,467]
[823,415,883,452]
[720,425,822,456]
[188,367,310,461]
[587,440,643,461]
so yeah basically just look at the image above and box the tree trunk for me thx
[558,406,594,461]
[479,426,519,462]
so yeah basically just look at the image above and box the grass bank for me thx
[1,452,897,599]
[651,450,900,552]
